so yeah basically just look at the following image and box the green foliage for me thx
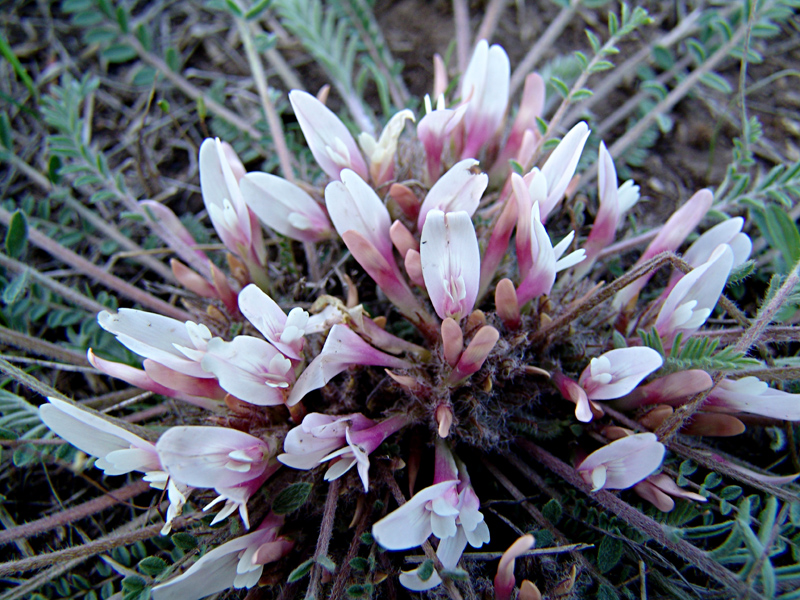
[5,209,29,258]
[639,329,760,373]
[272,481,313,514]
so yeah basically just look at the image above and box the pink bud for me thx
[441,317,464,367]
[495,278,521,329]
[390,220,418,258]
[494,535,535,600]
[448,326,499,384]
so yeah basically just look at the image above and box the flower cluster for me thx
[39,39,799,599]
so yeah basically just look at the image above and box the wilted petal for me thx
[359,109,415,186]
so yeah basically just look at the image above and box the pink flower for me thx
[325,170,429,325]
[655,244,734,343]
[238,284,309,360]
[372,441,489,591]
[278,413,409,491]
[156,426,276,528]
[199,138,267,271]
[240,172,333,243]
[578,347,663,400]
[634,474,707,512]
[535,121,591,222]
[494,535,536,600]
[614,369,713,409]
[201,336,294,406]
[97,309,212,379]
[287,324,411,406]
[420,210,480,321]
[289,90,368,181]
[459,40,510,158]
[417,96,467,182]
[88,350,223,410]
[614,188,712,312]
[40,398,189,533]
[706,377,800,421]
[515,201,585,305]
[576,433,665,491]
[152,514,293,600]
[575,142,639,277]
[358,109,415,186]
[417,159,488,230]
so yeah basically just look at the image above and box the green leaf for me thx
[165,47,180,72]
[597,536,623,573]
[171,532,198,550]
[699,71,733,94]
[651,45,674,69]
[0,32,37,100]
[102,44,137,63]
[224,0,243,16]
[246,0,273,19]
[12,444,36,467]
[5,209,28,258]
[542,498,562,524]
[549,76,570,98]
[588,60,615,73]
[417,559,434,581]
[316,555,336,573]
[132,67,157,87]
[0,427,17,440]
[3,269,30,304]
[349,557,369,571]
[585,30,601,53]
[764,204,800,269]
[597,583,620,600]
[440,568,469,581]
[360,532,374,545]
[116,6,130,33]
[137,557,167,577]
[287,558,314,583]
[272,481,312,514]
[571,88,594,101]
[704,472,723,489]
[0,111,11,148]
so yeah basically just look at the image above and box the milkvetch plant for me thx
[3,1,800,599]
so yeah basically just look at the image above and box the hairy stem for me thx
[305,477,341,600]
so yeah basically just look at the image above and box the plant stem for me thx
[124,33,263,140]
[0,207,193,322]
[237,16,295,182]
[0,480,151,544]
[518,440,751,597]
[0,357,70,401]
[0,325,87,366]
[305,477,340,600]
[474,0,509,47]
[452,0,471,73]
[509,1,580,96]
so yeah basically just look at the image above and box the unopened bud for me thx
[436,404,454,438]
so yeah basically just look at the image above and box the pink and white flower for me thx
[576,433,665,491]
[238,284,309,360]
[578,347,663,400]
[279,413,409,491]
[575,142,639,277]
[655,244,734,343]
[417,159,487,229]
[201,336,294,406]
[240,172,333,243]
[97,309,212,379]
[156,426,277,528]
[634,473,707,512]
[459,40,510,159]
[152,514,293,600]
[372,441,489,591]
[287,324,411,406]
[420,210,480,321]
[289,90,369,181]
[516,201,585,305]
[40,398,188,533]
[199,138,267,273]
[494,535,536,600]
[417,96,467,182]
[706,377,800,421]
[534,121,591,222]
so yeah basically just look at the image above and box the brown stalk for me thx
[0,206,193,322]
[305,477,341,600]
[0,480,151,545]
[0,325,87,366]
